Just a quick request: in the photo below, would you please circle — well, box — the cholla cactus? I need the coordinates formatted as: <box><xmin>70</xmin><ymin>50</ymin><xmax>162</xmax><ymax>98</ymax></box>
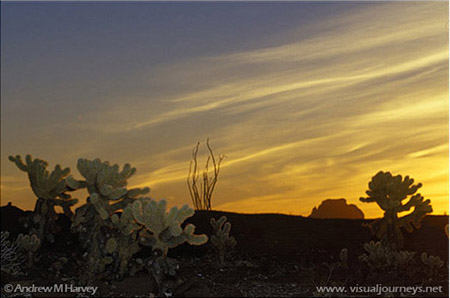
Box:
<box><xmin>69</xmin><ymin>158</ymin><xmax>149</xmax><ymax>280</ymax></box>
<box><xmin>359</xmin><ymin>241</ymin><xmax>391</xmax><ymax>271</ymax></box>
<box><xmin>16</xmin><ymin>233</ymin><xmax>40</xmax><ymax>268</ymax></box>
<box><xmin>210</xmin><ymin>216</ymin><xmax>236</xmax><ymax>265</ymax></box>
<box><xmin>127</xmin><ymin>198</ymin><xmax>207</xmax><ymax>295</ymax></box>
<box><xmin>421</xmin><ymin>252</ymin><xmax>444</xmax><ymax>277</ymax></box>
<box><xmin>360</xmin><ymin>171</ymin><xmax>432</xmax><ymax>250</ymax></box>
<box><xmin>107</xmin><ymin>207</ymin><xmax>141</xmax><ymax>279</ymax></box>
<box><xmin>359</xmin><ymin>241</ymin><xmax>415</xmax><ymax>272</ymax></box>
<box><xmin>68</xmin><ymin>158</ymin><xmax>150</xmax><ymax>219</ymax></box>
<box><xmin>9</xmin><ymin>154</ymin><xmax>79</xmax><ymax>243</ymax></box>
<box><xmin>130</xmin><ymin>198</ymin><xmax>208</xmax><ymax>257</ymax></box>
<box><xmin>1</xmin><ymin>231</ymin><xmax>24</xmax><ymax>276</ymax></box>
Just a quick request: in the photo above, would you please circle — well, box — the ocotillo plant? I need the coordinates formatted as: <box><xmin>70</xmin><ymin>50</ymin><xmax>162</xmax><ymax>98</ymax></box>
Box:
<box><xmin>187</xmin><ymin>139</ymin><xmax>224</xmax><ymax>211</ymax></box>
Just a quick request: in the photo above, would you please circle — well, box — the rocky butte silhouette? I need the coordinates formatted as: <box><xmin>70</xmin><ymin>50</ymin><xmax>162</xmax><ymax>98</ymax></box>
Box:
<box><xmin>309</xmin><ymin>198</ymin><xmax>364</xmax><ymax>219</ymax></box>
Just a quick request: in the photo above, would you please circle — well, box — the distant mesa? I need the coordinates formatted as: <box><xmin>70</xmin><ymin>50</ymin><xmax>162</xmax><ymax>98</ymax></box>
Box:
<box><xmin>309</xmin><ymin>198</ymin><xmax>364</xmax><ymax>219</ymax></box>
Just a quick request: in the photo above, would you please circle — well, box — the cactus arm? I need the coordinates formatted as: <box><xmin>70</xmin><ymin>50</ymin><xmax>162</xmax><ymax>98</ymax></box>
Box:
<box><xmin>90</xmin><ymin>193</ymin><xmax>110</xmax><ymax>220</ymax></box>
<box><xmin>8</xmin><ymin>154</ymin><xmax>31</xmax><ymax>171</ymax></box>
<box><xmin>66</xmin><ymin>175</ymin><xmax>87</xmax><ymax>190</ymax></box>
<box><xmin>397</xmin><ymin>193</ymin><xmax>424</xmax><ymax>212</ymax></box>
<box><xmin>397</xmin><ymin>199</ymin><xmax>432</xmax><ymax>231</ymax></box>
<box><xmin>127</xmin><ymin>187</ymin><xmax>150</xmax><ymax>198</ymax></box>
<box><xmin>9</xmin><ymin>154</ymin><xmax>72</xmax><ymax>201</ymax></box>
<box><xmin>54</xmin><ymin>198</ymin><xmax>78</xmax><ymax>218</ymax></box>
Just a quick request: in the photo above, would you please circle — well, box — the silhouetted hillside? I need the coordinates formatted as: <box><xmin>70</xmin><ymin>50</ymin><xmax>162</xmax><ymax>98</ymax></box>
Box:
<box><xmin>178</xmin><ymin>210</ymin><xmax>448</xmax><ymax>260</ymax></box>
<box><xmin>1</xmin><ymin>205</ymin><xmax>448</xmax><ymax>260</ymax></box>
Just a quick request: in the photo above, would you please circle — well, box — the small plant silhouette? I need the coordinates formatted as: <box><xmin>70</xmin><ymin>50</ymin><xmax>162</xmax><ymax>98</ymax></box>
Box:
<box><xmin>358</xmin><ymin>241</ymin><xmax>415</xmax><ymax>273</ymax></box>
<box><xmin>187</xmin><ymin>139</ymin><xmax>224</xmax><ymax>211</ymax></box>
<box><xmin>360</xmin><ymin>171</ymin><xmax>432</xmax><ymax>250</ymax></box>
<box><xmin>210</xmin><ymin>216</ymin><xmax>236</xmax><ymax>265</ymax></box>
<box><xmin>421</xmin><ymin>252</ymin><xmax>444</xmax><ymax>277</ymax></box>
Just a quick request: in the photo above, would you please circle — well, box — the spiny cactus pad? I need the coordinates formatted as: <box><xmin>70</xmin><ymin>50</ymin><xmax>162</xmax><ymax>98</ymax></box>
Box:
<box><xmin>130</xmin><ymin>198</ymin><xmax>208</xmax><ymax>256</ymax></box>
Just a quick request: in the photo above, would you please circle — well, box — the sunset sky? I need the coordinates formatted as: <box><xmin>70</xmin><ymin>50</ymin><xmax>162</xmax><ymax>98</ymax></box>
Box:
<box><xmin>1</xmin><ymin>2</ymin><xmax>448</xmax><ymax>218</ymax></box>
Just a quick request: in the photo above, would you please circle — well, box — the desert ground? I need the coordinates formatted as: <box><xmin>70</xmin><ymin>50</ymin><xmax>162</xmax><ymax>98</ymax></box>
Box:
<box><xmin>1</xmin><ymin>204</ymin><xmax>448</xmax><ymax>297</ymax></box>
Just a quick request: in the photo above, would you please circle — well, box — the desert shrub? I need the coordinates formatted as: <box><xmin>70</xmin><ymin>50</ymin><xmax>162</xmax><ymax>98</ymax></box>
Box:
<box><xmin>359</xmin><ymin>171</ymin><xmax>432</xmax><ymax>250</ymax></box>
<box><xmin>1</xmin><ymin>231</ymin><xmax>25</xmax><ymax>276</ymax></box>
<box><xmin>209</xmin><ymin>215</ymin><xmax>236</xmax><ymax>265</ymax></box>
<box><xmin>1</xmin><ymin>231</ymin><xmax>41</xmax><ymax>276</ymax></box>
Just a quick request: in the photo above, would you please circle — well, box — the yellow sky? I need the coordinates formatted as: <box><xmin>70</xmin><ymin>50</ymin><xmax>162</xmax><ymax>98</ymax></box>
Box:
<box><xmin>1</xmin><ymin>2</ymin><xmax>448</xmax><ymax>218</ymax></box>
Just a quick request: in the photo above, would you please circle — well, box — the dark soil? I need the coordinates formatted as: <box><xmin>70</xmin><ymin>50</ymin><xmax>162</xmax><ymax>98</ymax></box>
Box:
<box><xmin>1</xmin><ymin>205</ymin><xmax>448</xmax><ymax>297</ymax></box>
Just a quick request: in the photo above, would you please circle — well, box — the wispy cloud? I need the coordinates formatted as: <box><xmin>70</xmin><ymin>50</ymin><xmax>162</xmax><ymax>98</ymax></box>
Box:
<box><xmin>1</xmin><ymin>2</ymin><xmax>447</xmax><ymax>217</ymax></box>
